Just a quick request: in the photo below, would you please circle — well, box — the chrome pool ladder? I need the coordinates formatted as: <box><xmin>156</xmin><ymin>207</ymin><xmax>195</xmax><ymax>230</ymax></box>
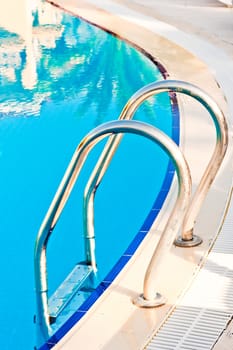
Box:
<box><xmin>34</xmin><ymin>80</ymin><xmax>228</xmax><ymax>345</ymax></box>
<box><xmin>34</xmin><ymin>119</ymin><xmax>192</xmax><ymax>344</ymax></box>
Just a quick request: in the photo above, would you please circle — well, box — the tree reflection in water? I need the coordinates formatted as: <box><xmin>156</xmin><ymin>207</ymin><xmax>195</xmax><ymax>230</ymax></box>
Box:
<box><xmin>0</xmin><ymin>2</ymin><xmax>164</xmax><ymax>122</ymax></box>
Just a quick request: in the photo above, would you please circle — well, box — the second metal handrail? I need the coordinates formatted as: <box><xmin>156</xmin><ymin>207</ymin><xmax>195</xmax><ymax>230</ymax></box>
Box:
<box><xmin>34</xmin><ymin>119</ymin><xmax>191</xmax><ymax>341</ymax></box>
<box><xmin>83</xmin><ymin>80</ymin><xmax>228</xmax><ymax>256</ymax></box>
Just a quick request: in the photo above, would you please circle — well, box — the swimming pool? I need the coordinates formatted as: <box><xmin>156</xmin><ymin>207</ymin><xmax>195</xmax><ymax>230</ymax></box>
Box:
<box><xmin>0</xmin><ymin>2</ymin><xmax>177</xmax><ymax>349</ymax></box>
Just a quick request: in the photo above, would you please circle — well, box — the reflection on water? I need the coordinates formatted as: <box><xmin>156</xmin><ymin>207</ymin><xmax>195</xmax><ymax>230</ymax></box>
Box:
<box><xmin>0</xmin><ymin>0</ymin><xmax>64</xmax><ymax>114</ymax></box>
<box><xmin>0</xmin><ymin>1</ymin><xmax>172</xmax><ymax>350</ymax></box>
<box><xmin>0</xmin><ymin>0</ymin><xmax>165</xmax><ymax>121</ymax></box>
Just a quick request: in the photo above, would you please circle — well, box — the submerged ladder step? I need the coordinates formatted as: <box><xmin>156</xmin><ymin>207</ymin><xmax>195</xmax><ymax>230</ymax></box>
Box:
<box><xmin>49</xmin><ymin>264</ymin><xmax>94</xmax><ymax>322</ymax></box>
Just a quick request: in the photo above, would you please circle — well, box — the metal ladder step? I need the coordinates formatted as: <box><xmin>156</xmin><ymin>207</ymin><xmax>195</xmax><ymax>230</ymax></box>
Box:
<box><xmin>48</xmin><ymin>263</ymin><xmax>94</xmax><ymax>323</ymax></box>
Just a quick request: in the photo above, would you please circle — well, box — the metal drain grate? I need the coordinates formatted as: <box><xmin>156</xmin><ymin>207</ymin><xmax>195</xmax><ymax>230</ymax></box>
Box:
<box><xmin>147</xmin><ymin>306</ymin><xmax>230</xmax><ymax>350</ymax></box>
<box><xmin>146</xmin><ymin>197</ymin><xmax>233</xmax><ymax>350</ymax></box>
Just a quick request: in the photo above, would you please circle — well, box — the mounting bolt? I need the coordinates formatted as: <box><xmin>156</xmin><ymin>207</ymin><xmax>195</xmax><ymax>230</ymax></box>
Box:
<box><xmin>132</xmin><ymin>292</ymin><xmax>167</xmax><ymax>308</ymax></box>
<box><xmin>174</xmin><ymin>234</ymin><xmax>203</xmax><ymax>247</ymax></box>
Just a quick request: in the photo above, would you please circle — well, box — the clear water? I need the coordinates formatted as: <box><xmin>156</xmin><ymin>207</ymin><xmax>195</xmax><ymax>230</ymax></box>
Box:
<box><xmin>0</xmin><ymin>2</ymin><xmax>173</xmax><ymax>349</ymax></box>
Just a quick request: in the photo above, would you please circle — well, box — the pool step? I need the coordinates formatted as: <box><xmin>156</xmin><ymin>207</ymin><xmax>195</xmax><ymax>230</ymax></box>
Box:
<box><xmin>48</xmin><ymin>263</ymin><xmax>94</xmax><ymax>324</ymax></box>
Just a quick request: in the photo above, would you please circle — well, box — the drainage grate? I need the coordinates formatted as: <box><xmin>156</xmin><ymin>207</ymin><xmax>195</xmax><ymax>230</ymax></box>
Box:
<box><xmin>146</xmin><ymin>196</ymin><xmax>233</xmax><ymax>350</ymax></box>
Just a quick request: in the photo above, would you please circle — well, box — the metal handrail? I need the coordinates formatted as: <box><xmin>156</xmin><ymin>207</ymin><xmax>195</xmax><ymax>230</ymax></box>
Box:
<box><xmin>84</xmin><ymin>80</ymin><xmax>228</xmax><ymax>256</ymax></box>
<box><xmin>34</xmin><ymin>119</ymin><xmax>191</xmax><ymax>339</ymax></box>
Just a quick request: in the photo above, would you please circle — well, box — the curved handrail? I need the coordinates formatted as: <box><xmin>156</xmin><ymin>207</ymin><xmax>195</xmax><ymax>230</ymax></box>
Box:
<box><xmin>84</xmin><ymin>80</ymin><xmax>228</xmax><ymax>258</ymax></box>
<box><xmin>34</xmin><ymin>119</ymin><xmax>191</xmax><ymax>339</ymax></box>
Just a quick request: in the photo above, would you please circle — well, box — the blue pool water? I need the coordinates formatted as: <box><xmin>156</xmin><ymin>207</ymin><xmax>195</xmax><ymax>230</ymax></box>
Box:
<box><xmin>0</xmin><ymin>2</ymin><xmax>176</xmax><ymax>349</ymax></box>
